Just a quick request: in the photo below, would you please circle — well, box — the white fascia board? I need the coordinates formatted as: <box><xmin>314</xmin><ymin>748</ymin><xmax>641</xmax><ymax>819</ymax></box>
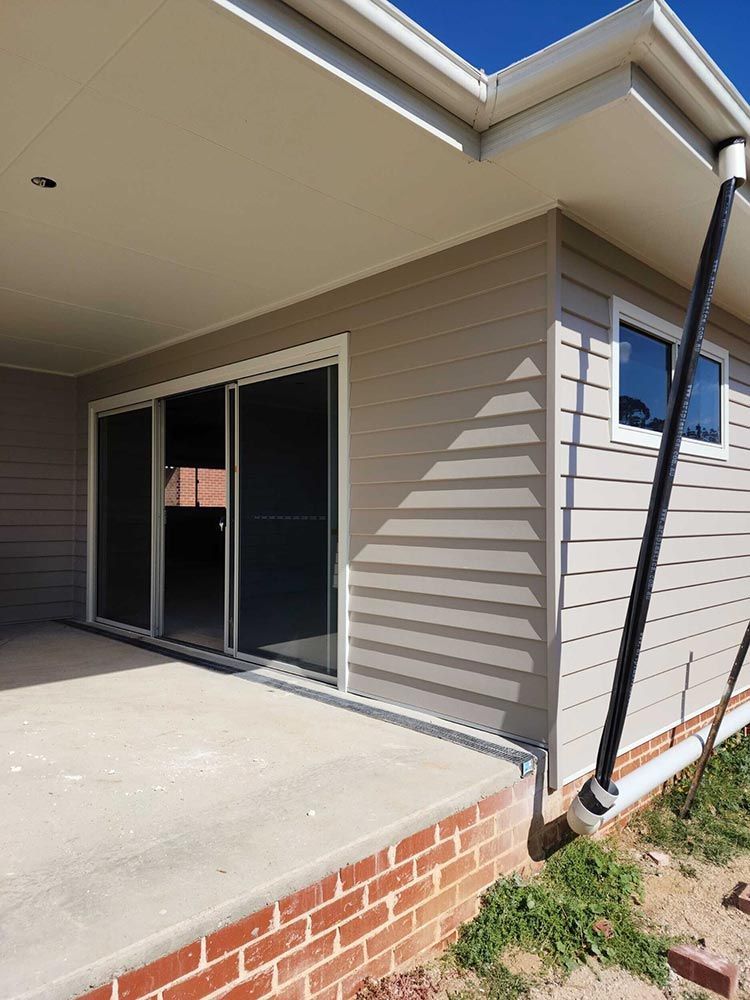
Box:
<box><xmin>210</xmin><ymin>0</ymin><xmax>479</xmax><ymax>156</ymax></box>
<box><xmin>488</xmin><ymin>1</ymin><xmax>750</xmax><ymax>164</ymax></box>
<box><xmin>481</xmin><ymin>64</ymin><xmax>635</xmax><ymax>161</ymax></box>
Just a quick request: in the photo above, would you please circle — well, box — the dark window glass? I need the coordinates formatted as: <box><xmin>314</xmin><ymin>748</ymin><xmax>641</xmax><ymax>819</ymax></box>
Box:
<box><xmin>237</xmin><ymin>365</ymin><xmax>338</xmax><ymax>677</ymax></box>
<box><xmin>97</xmin><ymin>407</ymin><xmax>152</xmax><ymax>628</ymax></box>
<box><xmin>619</xmin><ymin>324</ymin><xmax>671</xmax><ymax>432</ymax></box>
<box><xmin>685</xmin><ymin>354</ymin><xmax>721</xmax><ymax>444</ymax></box>
<box><xmin>163</xmin><ymin>387</ymin><xmax>226</xmax><ymax>651</ymax></box>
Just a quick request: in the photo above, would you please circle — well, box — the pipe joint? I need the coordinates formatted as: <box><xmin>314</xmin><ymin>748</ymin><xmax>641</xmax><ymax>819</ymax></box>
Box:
<box><xmin>718</xmin><ymin>136</ymin><xmax>747</xmax><ymax>186</ymax></box>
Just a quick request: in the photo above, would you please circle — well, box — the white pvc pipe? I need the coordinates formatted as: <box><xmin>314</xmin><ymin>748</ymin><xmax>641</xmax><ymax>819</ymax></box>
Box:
<box><xmin>604</xmin><ymin>699</ymin><xmax>750</xmax><ymax>824</ymax></box>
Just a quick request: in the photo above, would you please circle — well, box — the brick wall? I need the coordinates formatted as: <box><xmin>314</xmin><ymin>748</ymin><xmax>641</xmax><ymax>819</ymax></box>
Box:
<box><xmin>77</xmin><ymin>776</ymin><xmax>538</xmax><ymax>1000</ymax></box>
<box><xmin>164</xmin><ymin>467</ymin><xmax>226</xmax><ymax>508</ymax></box>
<box><xmin>76</xmin><ymin>690</ymin><xmax>750</xmax><ymax>1000</ymax></box>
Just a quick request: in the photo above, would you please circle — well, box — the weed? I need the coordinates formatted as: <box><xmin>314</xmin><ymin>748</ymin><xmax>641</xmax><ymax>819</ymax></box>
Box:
<box><xmin>453</xmin><ymin>838</ymin><xmax>669</xmax><ymax>986</ymax></box>
<box><xmin>637</xmin><ymin>733</ymin><xmax>750</xmax><ymax>865</ymax></box>
<box><xmin>480</xmin><ymin>962</ymin><xmax>529</xmax><ymax>999</ymax></box>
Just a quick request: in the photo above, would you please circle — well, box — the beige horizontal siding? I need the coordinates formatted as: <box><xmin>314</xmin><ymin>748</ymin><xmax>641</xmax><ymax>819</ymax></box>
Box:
<box><xmin>73</xmin><ymin>215</ymin><xmax>549</xmax><ymax>744</ymax></box>
<box><xmin>0</xmin><ymin>366</ymin><xmax>76</xmax><ymax>624</ymax></box>
<box><xmin>557</xmin><ymin>218</ymin><xmax>750</xmax><ymax>779</ymax></box>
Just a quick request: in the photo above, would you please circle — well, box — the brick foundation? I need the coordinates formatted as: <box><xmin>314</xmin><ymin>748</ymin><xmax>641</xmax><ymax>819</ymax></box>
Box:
<box><xmin>77</xmin><ymin>689</ymin><xmax>750</xmax><ymax>1000</ymax></box>
<box><xmin>77</xmin><ymin>775</ymin><xmax>538</xmax><ymax>1000</ymax></box>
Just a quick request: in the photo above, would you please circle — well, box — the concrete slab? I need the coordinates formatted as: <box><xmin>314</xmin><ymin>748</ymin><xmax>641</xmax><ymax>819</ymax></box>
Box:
<box><xmin>0</xmin><ymin>622</ymin><xmax>527</xmax><ymax>1000</ymax></box>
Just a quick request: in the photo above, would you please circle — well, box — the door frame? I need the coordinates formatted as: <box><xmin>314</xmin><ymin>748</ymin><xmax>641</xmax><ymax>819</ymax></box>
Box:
<box><xmin>86</xmin><ymin>333</ymin><xmax>350</xmax><ymax>691</ymax></box>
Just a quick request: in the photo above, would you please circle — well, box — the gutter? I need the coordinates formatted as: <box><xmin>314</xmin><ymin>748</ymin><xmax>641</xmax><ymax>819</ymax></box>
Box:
<box><xmin>283</xmin><ymin>0</ymin><xmax>489</xmax><ymax>125</ymax></box>
<box><xmin>282</xmin><ymin>0</ymin><xmax>750</xmax><ymax>165</ymax></box>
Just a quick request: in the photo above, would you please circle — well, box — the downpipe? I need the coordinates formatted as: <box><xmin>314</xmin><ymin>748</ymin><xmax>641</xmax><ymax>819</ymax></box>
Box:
<box><xmin>568</xmin><ymin>136</ymin><xmax>747</xmax><ymax>837</ymax></box>
<box><xmin>588</xmin><ymin>699</ymin><xmax>750</xmax><ymax>829</ymax></box>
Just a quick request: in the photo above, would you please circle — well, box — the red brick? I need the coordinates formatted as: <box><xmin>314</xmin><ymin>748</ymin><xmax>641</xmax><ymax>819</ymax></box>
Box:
<box><xmin>393</xmin><ymin>922</ymin><xmax>438</xmax><ymax>966</ymax></box>
<box><xmin>414</xmin><ymin>838</ymin><xmax>455</xmax><ymax>877</ymax></box>
<box><xmin>339</xmin><ymin>902</ymin><xmax>389</xmax><ymax>947</ymax></box>
<box><xmin>118</xmin><ymin>942</ymin><xmax>201</xmax><ymax>1000</ymax></box>
<box><xmin>497</xmin><ymin>844</ymin><xmax>531</xmax><ymax>875</ymax></box>
<box><xmin>341</xmin><ymin>951</ymin><xmax>392</xmax><ymax>1000</ymax></box>
<box><xmin>339</xmin><ymin>851</ymin><xmax>388</xmax><ymax>892</ymax></box>
<box><xmin>479</xmin><ymin>831</ymin><xmax>512</xmax><ymax>866</ymax></box>
<box><xmin>393</xmin><ymin>877</ymin><xmax>434</xmax><ymax>916</ymax></box>
<box><xmin>477</xmin><ymin>786</ymin><xmax>513</xmax><ymax>819</ymax></box>
<box><xmin>76</xmin><ymin>986</ymin><xmax>113</xmax><ymax>1000</ymax></box>
<box><xmin>221</xmin><ymin>968</ymin><xmax>274</xmax><ymax>1000</ymax></box>
<box><xmin>163</xmin><ymin>954</ymin><xmax>239</xmax><ymax>1000</ymax></box>
<box><xmin>205</xmin><ymin>906</ymin><xmax>275</xmax><ymax>961</ymax></box>
<box><xmin>438</xmin><ymin>805</ymin><xmax>477</xmax><ymax>840</ymax></box>
<box><xmin>277</xmin><ymin>931</ymin><xmax>336</xmax><ymax>984</ymax></box>
<box><xmin>439</xmin><ymin>852</ymin><xmax>475</xmax><ymax>889</ymax></box>
<box><xmin>279</xmin><ymin>876</ymin><xmax>337</xmax><ymax>925</ymax></box>
<box><xmin>414</xmin><ymin>886</ymin><xmax>457</xmax><ymax>927</ymax></box>
<box><xmin>312</xmin><ymin>986</ymin><xmax>340</xmax><ymax>1000</ymax></box>
<box><xmin>310</xmin><ymin>887</ymin><xmax>365</xmax><ymax>935</ymax></box>
<box><xmin>729</xmin><ymin>882</ymin><xmax>750</xmax><ymax>915</ymax></box>
<box><xmin>309</xmin><ymin>945</ymin><xmax>364</xmax><ymax>994</ymax></box>
<box><xmin>459</xmin><ymin>816</ymin><xmax>495</xmax><ymax>852</ymax></box>
<box><xmin>456</xmin><ymin>862</ymin><xmax>495</xmax><ymax>903</ymax></box>
<box><xmin>366</xmin><ymin>913</ymin><xmax>414</xmax><ymax>959</ymax></box>
<box><xmin>394</xmin><ymin>827</ymin><xmax>436</xmax><ymax>863</ymax></box>
<box><xmin>440</xmin><ymin>897</ymin><xmax>477</xmax><ymax>938</ymax></box>
<box><xmin>668</xmin><ymin>945</ymin><xmax>738</xmax><ymax>998</ymax></box>
<box><xmin>275</xmin><ymin>980</ymin><xmax>307</xmax><ymax>1000</ymax></box>
<box><xmin>368</xmin><ymin>862</ymin><xmax>413</xmax><ymax>903</ymax></box>
<box><xmin>243</xmin><ymin>919</ymin><xmax>307</xmax><ymax>971</ymax></box>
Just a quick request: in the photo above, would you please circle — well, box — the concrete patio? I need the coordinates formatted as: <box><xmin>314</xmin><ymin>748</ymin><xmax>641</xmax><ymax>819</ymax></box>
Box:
<box><xmin>0</xmin><ymin>622</ymin><xmax>532</xmax><ymax>1000</ymax></box>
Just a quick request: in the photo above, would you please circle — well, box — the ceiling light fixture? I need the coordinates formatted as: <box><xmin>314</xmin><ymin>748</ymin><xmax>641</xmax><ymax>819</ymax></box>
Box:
<box><xmin>31</xmin><ymin>176</ymin><xmax>57</xmax><ymax>188</ymax></box>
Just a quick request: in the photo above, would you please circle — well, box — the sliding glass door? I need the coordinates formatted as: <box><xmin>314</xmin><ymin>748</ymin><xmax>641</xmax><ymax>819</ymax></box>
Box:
<box><xmin>236</xmin><ymin>364</ymin><xmax>338</xmax><ymax>677</ymax></box>
<box><xmin>92</xmin><ymin>355</ymin><xmax>341</xmax><ymax>681</ymax></box>
<box><xmin>96</xmin><ymin>405</ymin><xmax>153</xmax><ymax>630</ymax></box>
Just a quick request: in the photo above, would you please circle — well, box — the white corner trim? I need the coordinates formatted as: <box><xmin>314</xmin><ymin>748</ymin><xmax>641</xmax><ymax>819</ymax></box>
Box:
<box><xmin>609</xmin><ymin>296</ymin><xmax>730</xmax><ymax>462</ymax></box>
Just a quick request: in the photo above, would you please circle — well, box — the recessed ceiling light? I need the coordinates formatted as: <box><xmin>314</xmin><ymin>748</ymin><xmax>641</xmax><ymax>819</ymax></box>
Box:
<box><xmin>31</xmin><ymin>176</ymin><xmax>57</xmax><ymax>188</ymax></box>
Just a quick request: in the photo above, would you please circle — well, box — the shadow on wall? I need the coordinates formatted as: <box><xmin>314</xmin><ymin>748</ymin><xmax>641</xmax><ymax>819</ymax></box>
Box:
<box><xmin>346</xmin><ymin>342</ymin><xmax>549</xmax><ymax>744</ymax></box>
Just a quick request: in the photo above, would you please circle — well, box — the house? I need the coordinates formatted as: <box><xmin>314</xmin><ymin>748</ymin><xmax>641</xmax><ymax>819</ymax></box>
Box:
<box><xmin>1</xmin><ymin>1</ymin><xmax>750</xmax><ymax>997</ymax></box>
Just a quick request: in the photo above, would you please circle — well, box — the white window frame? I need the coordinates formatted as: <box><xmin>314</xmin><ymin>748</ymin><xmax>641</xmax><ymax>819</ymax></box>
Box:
<box><xmin>610</xmin><ymin>297</ymin><xmax>729</xmax><ymax>461</ymax></box>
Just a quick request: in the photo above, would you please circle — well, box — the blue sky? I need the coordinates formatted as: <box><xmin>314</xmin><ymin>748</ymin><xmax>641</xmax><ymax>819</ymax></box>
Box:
<box><xmin>393</xmin><ymin>1</ymin><xmax>750</xmax><ymax>101</ymax></box>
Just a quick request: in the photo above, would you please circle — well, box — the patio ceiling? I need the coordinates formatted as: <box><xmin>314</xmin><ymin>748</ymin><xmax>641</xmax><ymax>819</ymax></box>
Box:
<box><xmin>1</xmin><ymin>0</ymin><xmax>749</xmax><ymax>375</ymax></box>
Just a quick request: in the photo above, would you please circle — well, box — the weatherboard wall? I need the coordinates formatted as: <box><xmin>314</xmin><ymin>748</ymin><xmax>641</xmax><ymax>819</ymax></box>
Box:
<box><xmin>556</xmin><ymin>216</ymin><xmax>750</xmax><ymax>782</ymax></box>
<box><xmin>0</xmin><ymin>366</ymin><xmax>76</xmax><ymax>624</ymax></box>
<box><xmin>74</xmin><ymin>215</ymin><xmax>549</xmax><ymax>745</ymax></box>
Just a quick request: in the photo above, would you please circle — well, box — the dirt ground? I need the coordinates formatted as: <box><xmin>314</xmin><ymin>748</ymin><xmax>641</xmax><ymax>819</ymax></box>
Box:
<box><xmin>398</xmin><ymin>835</ymin><xmax>750</xmax><ymax>1000</ymax></box>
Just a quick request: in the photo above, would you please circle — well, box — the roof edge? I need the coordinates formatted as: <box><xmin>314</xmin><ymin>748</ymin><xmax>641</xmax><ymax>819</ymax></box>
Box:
<box><xmin>282</xmin><ymin>0</ymin><xmax>488</xmax><ymax>125</ymax></box>
<box><xmin>282</xmin><ymin>0</ymin><xmax>750</xmax><ymax>156</ymax></box>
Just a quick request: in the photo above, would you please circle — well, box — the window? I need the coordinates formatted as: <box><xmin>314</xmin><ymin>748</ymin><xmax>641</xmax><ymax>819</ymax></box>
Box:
<box><xmin>611</xmin><ymin>299</ymin><xmax>729</xmax><ymax>460</ymax></box>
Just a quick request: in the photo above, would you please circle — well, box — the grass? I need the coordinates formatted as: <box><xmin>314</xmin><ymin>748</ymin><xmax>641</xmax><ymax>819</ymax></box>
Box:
<box><xmin>452</xmin><ymin>838</ymin><xmax>670</xmax><ymax>991</ymax></box>
<box><xmin>636</xmin><ymin>732</ymin><xmax>750</xmax><ymax>865</ymax></box>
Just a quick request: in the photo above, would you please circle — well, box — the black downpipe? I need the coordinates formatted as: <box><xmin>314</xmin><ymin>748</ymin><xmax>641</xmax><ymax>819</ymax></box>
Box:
<box><xmin>594</xmin><ymin>175</ymin><xmax>738</xmax><ymax>791</ymax></box>
<box><xmin>568</xmin><ymin>138</ymin><xmax>745</xmax><ymax>833</ymax></box>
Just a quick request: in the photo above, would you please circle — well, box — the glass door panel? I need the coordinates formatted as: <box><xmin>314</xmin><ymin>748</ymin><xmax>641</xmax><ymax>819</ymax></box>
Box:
<box><xmin>162</xmin><ymin>386</ymin><xmax>226</xmax><ymax>650</ymax></box>
<box><xmin>237</xmin><ymin>364</ymin><xmax>338</xmax><ymax>677</ymax></box>
<box><xmin>96</xmin><ymin>406</ymin><xmax>152</xmax><ymax>629</ymax></box>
